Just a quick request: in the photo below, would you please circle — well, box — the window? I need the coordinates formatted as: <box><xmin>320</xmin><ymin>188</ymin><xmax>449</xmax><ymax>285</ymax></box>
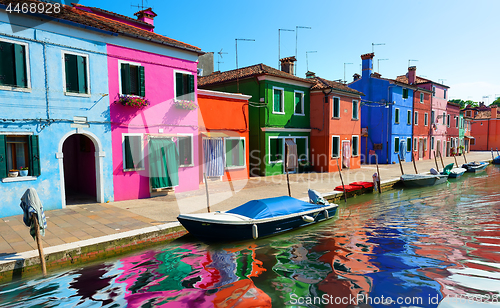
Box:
<box><xmin>420</xmin><ymin>93</ymin><xmax>424</xmax><ymax>103</ymax></box>
<box><xmin>0</xmin><ymin>135</ymin><xmax>40</xmax><ymax>178</ymax></box>
<box><xmin>395</xmin><ymin>108</ymin><xmax>400</xmax><ymax>124</ymax></box>
<box><xmin>294</xmin><ymin>91</ymin><xmax>304</xmax><ymax>115</ymax></box>
<box><xmin>402</xmin><ymin>88</ymin><xmax>408</xmax><ymax>99</ymax></box>
<box><xmin>413</xmin><ymin>137</ymin><xmax>417</xmax><ymax>151</ymax></box>
<box><xmin>407</xmin><ymin>110</ymin><xmax>411</xmax><ymax>125</ymax></box>
<box><xmin>225</xmin><ymin>138</ymin><xmax>245</xmax><ymax>168</ymax></box>
<box><xmin>272</xmin><ymin>87</ymin><xmax>284</xmax><ymax>114</ymax></box>
<box><xmin>431</xmin><ymin>137</ymin><xmax>434</xmax><ymax>150</ymax></box>
<box><xmin>63</xmin><ymin>52</ymin><xmax>89</xmax><ymax>94</ymax></box>
<box><xmin>332</xmin><ymin>97</ymin><xmax>340</xmax><ymax>118</ymax></box>
<box><xmin>443</xmin><ymin>112</ymin><xmax>446</xmax><ymax>125</ymax></box>
<box><xmin>352</xmin><ymin>100</ymin><xmax>359</xmax><ymax>119</ymax></box>
<box><xmin>424</xmin><ymin>138</ymin><xmax>427</xmax><ymax>151</ymax></box>
<box><xmin>175</xmin><ymin>71</ymin><xmax>195</xmax><ymax>101</ymax></box>
<box><xmin>0</xmin><ymin>39</ymin><xmax>29</xmax><ymax>88</ymax></box>
<box><xmin>444</xmin><ymin>89</ymin><xmax>447</xmax><ymax>99</ymax></box>
<box><xmin>123</xmin><ymin>134</ymin><xmax>144</xmax><ymax>171</ymax></box>
<box><xmin>395</xmin><ymin>137</ymin><xmax>400</xmax><ymax>153</ymax></box>
<box><xmin>121</xmin><ymin>62</ymin><xmax>145</xmax><ymax>97</ymax></box>
<box><xmin>455</xmin><ymin>116</ymin><xmax>458</xmax><ymax>128</ymax></box>
<box><xmin>296</xmin><ymin>138</ymin><xmax>308</xmax><ymax>161</ymax></box>
<box><xmin>269</xmin><ymin>137</ymin><xmax>283</xmax><ymax>163</ymax></box>
<box><xmin>332</xmin><ymin>136</ymin><xmax>340</xmax><ymax>158</ymax></box>
<box><xmin>352</xmin><ymin>136</ymin><xmax>359</xmax><ymax>156</ymax></box>
<box><xmin>177</xmin><ymin>135</ymin><xmax>193</xmax><ymax>167</ymax></box>
<box><xmin>414</xmin><ymin>111</ymin><xmax>418</xmax><ymax>125</ymax></box>
<box><xmin>424</xmin><ymin>113</ymin><xmax>428</xmax><ymax>126</ymax></box>
<box><xmin>406</xmin><ymin>137</ymin><xmax>412</xmax><ymax>152</ymax></box>
<box><xmin>431</xmin><ymin>111</ymin><xmax>435</xmax><ymax>124</ymax></box>
<box><xmin>447</xmin><ymin>114</ymin><xmax>450</xmax><ymax>127</ymax></box>
<box><xmin>433</xmin><ymin>86</ymin><xmax>436</xmax><ymax>97</ymax></box>
<box><xmin>466</xmin><ymin>110</ymin><xmax>472</xmax><ymax>117</ymax></box>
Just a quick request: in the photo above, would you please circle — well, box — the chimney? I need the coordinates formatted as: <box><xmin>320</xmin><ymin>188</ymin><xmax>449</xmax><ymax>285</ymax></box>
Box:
<box><xmin>408</xmin><ymin>66</ymin><xmax>416</xmax><ymax>84</ymax></box>
<box><xmin>305</xmin><ymin>71</ymin><xmax>316</xmax><ymax>79</ymax></box>
<box><xmin>353</xmin><ymin>73</ymin><xmax>360</xmax><ymax>81</ymax></box>
<box><xmin>279</xmin><ymin>56</ymin><xmax>296</xmax><ymax>75</ymax></box>
<box><xmin>361</xmin><ymin>53</ymin><xmax>374</xmax><ymax>79</ymax></box>
<box><xmin>134</xmin><ymin>8</ymin><xmax>157</xmax><ymax>28</ymax></box>
<box><xmin>491</xmin><ymin>105</ymin><xmax>498</xmax><ymax>119</ymax></box>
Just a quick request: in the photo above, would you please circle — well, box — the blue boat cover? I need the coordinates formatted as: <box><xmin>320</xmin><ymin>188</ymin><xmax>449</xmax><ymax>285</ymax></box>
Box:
<box><xmin>226</xmin><ymin>196</ymin><xmax>327</xmax><ymax>220</ymax></box>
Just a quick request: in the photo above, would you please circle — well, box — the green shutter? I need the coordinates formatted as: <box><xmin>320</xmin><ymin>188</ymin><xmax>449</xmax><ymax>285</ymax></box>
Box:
<box><xmin>176</xmin><ymin>73</ymin><xmax>183</xmax><ymax>99</ymax></box>
<box><xmin>29</xmin><ymin>135</ymin><xmax>40</xmax><ymax>176</ymax></box>
<box><xmin>297</xmin><ymin>138</ymin><xmax>306</xmax><ymax>160</ymax></box>
<box><xmin>188</xmin><ymin>74</ymin><xmax>195</xmax><ymax>101</ymax></box>
<box><xmin>239</xmin><ymin>139</ymin><xmax>245</xmax><ymax>166</ymax></box>
<box><xmin>294</xmin><ymin>93</ymin><xmax>301</xmax><ymax>114</ymax></box>
<box><xmin>273</xmin><ymin>89</ymin><xmax>281</xmax><ymax>112</ymax></box>
<box><xmin>225</xmin><ymin>139</ymin><xmax>233</xmax><ymax>167</ymax></box>
<box><xmin>14</xmin><ymin>44</ymin><xmax>26</xmax><ymax>88</ymax></box>
<box><xmin>76</xmin><ymin>55</ymin><xmax>86</xmax><ymax>94</ymax></box>
<box><xmin>270</xmin><ymin>138</ymin><xmax>277</xmax><ymax>162</ymax></box>
<box><xmin>395</xmin><ymin>138</ymin><xmax>400</xmax><ymax>153</ymax></box>
<box><xmin>121</xmin><ymin>63</ymin><xmax>131</xmax><ymax>95</ymax></box>
<box><xmin>124</xmin><ymin>136</ymin><xmax>134</xmax><ymax>169</ymax></box>
<box><xmin>0</xmin><ymin>42</ymin><xmax>16</xmax><ymax>87</ymax></box>
<box><xmin>138</xmin><ymin>65</ymin><xmax>145</xmax><ymax>97</ymax></box>
<box><xmin>0</xmin><ymin>135</ymin><xmax>6</xmax><ymax>179</ymax></box>
<box><xmin>65</xmin><ymin>54</ymin><xmax>78</xmax><ymax>93</ymax></box>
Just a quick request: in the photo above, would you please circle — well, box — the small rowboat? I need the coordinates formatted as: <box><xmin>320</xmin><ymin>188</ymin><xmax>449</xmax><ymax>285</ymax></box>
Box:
<box><xmin>400</xmin><ymin>173</ymin><xmax>448</xmax><ymax>187</ymax></box>
<box><xmin>462</xmin><ymin>161</ymin><xmax>489</xmax><ymax>173</ymax></box>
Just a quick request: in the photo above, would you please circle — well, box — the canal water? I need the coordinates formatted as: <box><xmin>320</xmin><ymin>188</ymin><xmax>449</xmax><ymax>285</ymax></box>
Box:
<box><xmin>1</xmin><ymin>166</ymin><xmax>499</xmax><ymax>307</ymax></box>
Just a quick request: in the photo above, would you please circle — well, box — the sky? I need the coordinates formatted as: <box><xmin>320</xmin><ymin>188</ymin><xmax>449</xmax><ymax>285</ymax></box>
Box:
<box><xmin>81</xmin><ymin>0</ymin><xmax>500</xmax><ymax>103</ymax></box>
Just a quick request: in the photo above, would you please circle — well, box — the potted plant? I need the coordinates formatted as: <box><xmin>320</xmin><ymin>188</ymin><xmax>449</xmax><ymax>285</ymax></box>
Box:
<box><xmin>116</xmin><ymin>95</ymin><xmax>150</xmax><ymax>108</ymax></box>
<box><xmin>174</xmin><ymin>100</ymin><xmax>198</xmax><ymax>110</ymax></box>
<box><xmin>19</xmin><ymin>167</ymin><xmax>29</xmax><ymax>176</ymax></box>
<box><xmin>8</xmin><ymin>169</ymin><xmax>18</xmax><ymax>177</ymax></box>
<box><xmin>459</xmin><ymin>145</ymin><xmax>465</xmax><ymax>155</ymax></box>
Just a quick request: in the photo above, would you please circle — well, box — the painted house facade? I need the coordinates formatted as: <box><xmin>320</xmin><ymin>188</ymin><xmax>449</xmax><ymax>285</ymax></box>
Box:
<box><xmin>197</xmin><ymin>89</ymin><xmax>251</xmax><ymax>182</ymax></box>
<box><xmin>309</xmin><ymin>74</ymin><xmax>364</xmax><ymax>172</ymax></box>
<box><xmin>446</xmin><ymin>102</ymin><xmax>460</xmax><ymax>156</ymax></box>
<box><xmin>68</xmin><ymin>4</ymin><xmax>204</xmax><ymax>201</ymax></box>
<box><xmin>468</xmin><ymin>104</ymin><xmax>500</xmax><ymax>151</ymax></box>
<box><xmin>349</xmin><ymin>53</ymin><xmax>415</xmax><ymax>164</ymax></box>
<box><xmin>0</xmin><ymin>5</ymin><xmax>114</xmax><ymax>217</ymax></box>
<box><xmin>199</xmin><ymin>59</ymin><xmax>314</xmax><ymax>176</ymax></box>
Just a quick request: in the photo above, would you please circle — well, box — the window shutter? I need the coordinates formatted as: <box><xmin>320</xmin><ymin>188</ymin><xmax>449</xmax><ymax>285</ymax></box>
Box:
<box><xmin>124</xmin><ymin>136</ymin><xmax>134</xmax><ymax>169</ymax></box>
<box><xmin>65</xmin><ymin>54</ymin><xmax>79</xmax><ymax>93</ymax></box>
<box><xmin>29</xmin><ymin>135</ymin><xmax>41</xmax><ymax>176</ymax></box>
<box><xmin>188</xmin><ymin>74</ymin><xmax>194</xmax><ymax>101</ymax></box>
<box><xmin>175</xmin><ymin>73</ymin><xmax>183</xmax><ymax>99</ymax></box>
<box><xmin>239</xmin><ymin>139</ymin><xmax>245</xmax><ymax>166</ymax></box>
<box><xmin>121</xmin><ymin>63</ymin><xmax>131</xmax><ymax>95</ymax></box>
<box><xmin>0</xmin><ymin>42</ymin><xmax>16</xmax><ymax>87</ymax></box>
<box><xmin>14</xmin><ymin>44</ymin><xmax>26</xmax><ymax>88</ymax></box>
<box><xmin>76</xmin><ymin>55</ymin><xmax>86</xmax><ymax>94</ymax></box>
<box><xmin>225</xmin><ymin>139</ymin><xmax>233</xmax><ymax>167</ymax></box>
<box><xmin>138</xmin><ymin>65</ymin><xmax>145</xmax><ymax>97</ymax></box>
<box><xmin>0</xmin><ymin>135</ymin><xmax>7</xmax><ymax>178</ymax></box>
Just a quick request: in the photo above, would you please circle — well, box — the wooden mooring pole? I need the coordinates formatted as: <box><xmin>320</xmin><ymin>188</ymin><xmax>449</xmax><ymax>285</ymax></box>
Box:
<box><xmin>412</xmin><ymin>152</ymin><xmax>418</xmax><ymax>174</ymax></box>
<box><xmin>434</xmin><ymin>151</ymin><xmax>440</xmax><ymax>173</ymax></box>
<box><xmin>285</xmin><ymin>145</ymin><xmax>291</xmax><ymax>197</ymax></box>
<box><xmin>336</xmin><ymin>158</ymin><xmax>347</xmax><ymax>203</ymax></box>
<box><xmin>32</xmin><ymin>213</ymin><xmax>47</xmax><ymax>276</ymax></box>
<box><xmin>439</xmin><ymin>150</ymin><xmax>445</xmax><ymax>169</ymax></box>
<box><xmin>397</xmin><ymin>154</ymin><xmax>404</xmax><ymax>175</ymax></box>
<box><xmin>463</xmin><ymin>152</ymin><xmax>468</xmax><ymax>164</ymax></box>
<box><xmin>454</xmin><ymin>155</ymin><xmax>459</xmax><ymax>168</ymax></box>
<box><xmin>203</xmin><ymin>173</ymin><xmax>211</xmax><ymax>213</ymax></box>
<box><xmin>376</xmin><ymin>155</ymin><xmax>381</xmax><ymax>193</ymax></box>
<box><xmin>491</xmin><ymin>148</ymin><xmax>495</xmax><ymax>160</ymax></box>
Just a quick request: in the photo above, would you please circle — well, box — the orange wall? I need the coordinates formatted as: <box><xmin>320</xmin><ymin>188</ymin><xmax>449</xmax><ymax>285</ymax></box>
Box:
<box><xmin>470</xmin><ymin>119</ymin><xmax>500</xmax><ymax>151</ymax></box>
<box><xmin>310</xmin><ymin>91</ymin><xmax>361</xmax><ymax>173</ymax></box>
<box><xmin>198</xmin><ymin>93</ymin><xmax>249</xmax><ymax>182</ymax></box>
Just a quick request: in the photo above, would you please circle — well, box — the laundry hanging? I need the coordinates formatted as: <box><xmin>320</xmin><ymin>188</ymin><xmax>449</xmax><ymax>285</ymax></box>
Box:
<box><xmin>149</xmin><ymin>138</ymin><xmax>179</xmax><ymax>189</ymax></box>
<box><xmin>342</xmin><ymin>141</ymin><xmax>351</xmax><ymax>169</ymax></box>
<box><xmin>203</xmin><ymin>138</ymin><xmax>225</xmax><ymax>177</ymax></box>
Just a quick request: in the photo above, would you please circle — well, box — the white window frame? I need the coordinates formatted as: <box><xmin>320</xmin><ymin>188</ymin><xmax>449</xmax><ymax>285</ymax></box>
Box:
<box><xmin>61</xmin><ymin>50</ymin><xmax>91</xmax><ymax>97</ymax></box>
<box><xmin>413</xmin><ymin>137</ymin><xmax>418</xmax><ymax>151</ymax></box>
<box><xmin>352</xmin><ymin>135</ymin><xmax>359</xmax><ymax>156</ymax></box>
<box><xmin>268</xmin><ymin>136</ymin><xmax>284</xmax><ymax>163</ymax></box>
<box><xmin>224</xmin><ymin>136</ymin><xmax>246</xmax><ymax>169</ymax></box>
<box><xmin>352</xmin><ymin>100</ymin><xmax>359</xmax><ymax>120</ymax></box>
<box><xmin>295</xmin><ymin>136</ymin><xmax>309</xmax><ymax>162</ymax></box>
<box><xmin>406</xmin><ymin>137</ymin><xmax>412</xmax><ymax>153</ymax></box>
<box><xmin>420</xmin><ymin>93</ymin><xmax>424</xmax><ymax>103</ymax></box>
<box><xmin>455</xmin><ymin>116</ymin><xmax>459</xmax><ymax>128</ymax></box>
<box><xmin>268</xmin><ymin>136</ymin><xmax>308</xmax><ymax>164</ymax></box>
<box><xmin>272</xmin><ymin>87</ymin><xmax>285</xmax><ymax>115</ymax></box>
<box><xmin>331</xmin><ymin>135</ymin><xmax>340</xmax><ymax>158</ymax></box>
<box><xmin>424</xmin><ymin>113</ymin><xmax>428</xmax><ymax>126</ymax></box>
<box><xmin>407</xmin><ymin>110</ymin><xmax>411</xmax><ymax>125</ymax></box>
<box><xmin>414</xmin><ymin>111</ymin><xmax>418</xmax><ymax>125</ymax></box>
<box><xmin>424</xmin><ymin>138</ymin><xmax>428</xmax><ymax>151</ymax></box>
<box><xmin>173</xmin><ymin>69</ymin><xmax>195</xmax><ymax>102</ymax></box>
<box><xmin>122</xmin><ymin>133</ymin><xmax>144</xmax><ymax>172</ymax></box>
<box><xmin>118</xmin><ymin>60</ymin><xmax>143</xmax><ymax>97</ymax></box>
<box><xmin>293</xmin><ymin>90</ymin><xmax>305</xmax><ymax>116</ymax></box>
<box><xmin>177</xmin><ymin>133</ymin><xmax>194</xmax><ymax>167</ymax></box>
<box><xmin>395</xmin><ymin>108</ymin><xmax>400</xmax><ymax>124</ymax></box>
<box><xmin>0</xmin><ymin>37</ymin><xmax>31</xmax><ymax>92</ymax></box>
<box><xmin>332</xmin><ymin>96</ymin><xmax>341</xmax><ymax>119</ymax></box>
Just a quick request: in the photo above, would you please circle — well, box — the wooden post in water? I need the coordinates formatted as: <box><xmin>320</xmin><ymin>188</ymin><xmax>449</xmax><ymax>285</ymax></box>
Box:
<box><xmin>412</xmin><ymin>152</ymin><xmax>418</xmax><ymax>174</ymax></box>
<box><xmin>496</xmin><ymin>148</ymin><xmax>499</xmax><ymax>156</ymax></box>
<box><xmin>32</xmin><ymin>213</ymin><xmax>47</xmax><ymax>276</ymax></box>
<box><xmin>376</xmin><ymin>155</ymin><xmax>381</xmax><ymax>193</ymax></box>
<box><xmin>433</xmin><ymin>151</ymin><xmax>440</xmax><ymax>173</ymax></box>
<box><xmin>438</xmin><ymin>150</ymin><xmax>445</xmax><ymax>169</ymax></box>
<box><xmin>397</xmin><ymin>154</ymin><xmax>404</xmax><ymax>175</ymax></box>
<box><xmin>491</xmin><ymin>148</ymin><xmax>495</xmax><ymax>160</ymax></box>
<box><xmin>203</xmin><ymin>173</ymin><xmax>211</xmax><ymax>213</ymax></box>
<box><xmin>463</xmin><ymin>152</ymin><xmax>468</xmax><ymax>164</ymax></box>
<box><xmin>454</xmin><ymin>155</ymin><xmax>459</xmax><ymax>168</ymax></box>
<box><xmin>336</xmin><ymin>158</ymin><xmax>347</xmax><ymax>203</ymax></box>
<box><xmin>285</xmin><ymin>144</ymin><xmax>291</xmax><ymax>197</ymax></box>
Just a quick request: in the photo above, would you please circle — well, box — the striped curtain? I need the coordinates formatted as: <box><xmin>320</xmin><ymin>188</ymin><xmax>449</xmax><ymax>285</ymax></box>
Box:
<box><xmin>203</xmin><ymin>138</ymin><xmax>225</xmax><ymax>177</ymax></box>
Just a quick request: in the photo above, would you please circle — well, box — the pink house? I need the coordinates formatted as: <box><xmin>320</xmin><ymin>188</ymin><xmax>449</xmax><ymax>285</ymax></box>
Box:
<box><xmin>73</xmin><ymin>5</ymin><xmax>204</xmax><ymax>201</ymax></box>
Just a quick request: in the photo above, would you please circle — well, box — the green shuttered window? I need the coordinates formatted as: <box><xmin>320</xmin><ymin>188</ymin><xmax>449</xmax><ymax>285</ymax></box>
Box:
<box><xmin>121</xmin><ymin>63</ymin><xmax>145</xmax><ymax>97</ymax></box>
<box><xmin>177</xmin><ymin>135</ymin><xmax>193</xmax><ymax>166</ymax></box>
<box><xmin>395</xmin><ymin>108</ymin><xmax>400</xmax><ymax>124</ymax></box>
<box><xmin>123</xmin><ymin>134</ymin><xmax>144</xmax><ymax>171</ymax></box>
<box><xmin>406</xmin><ymin>138</ymin><xmax>412</xmax><ymax>152</ymax></box>
<box><xmin>270</xmin><ymin>138</ymin><xmax>283</xmax><ymax>163</ymax></box>
<box><xmin>332</xmin><ymin>136</ymin><xmax>340</xmax><ymax>158</ymax></box>
<box><xmin>296</xmin><ymin>138</ymin><xmax>307</xmax><ymax>161</ymax></box>
<box><xmin>175</xmin><ymin>72</ymin><xmax>195</xmax><ymax>101</ymax></box>
<box><xmin>273</xmin><ymin>88</ymin><xmax>284</xmax><ymax>113</ymax></box>
<box><xmin>225</xmin><ymin>138</ymin><xmax>245</xmax><ymax>168</ymax></box>
<box><xmin>294</xmin><ymin>91</ymin><xmax>303</xmax><ymax>115</ymax></box>
<box><xmin>402</xmin><ymin>88</ymin><xmax>408</xmax><ymax>99</ymax></box>
<box><xmin>352</xmin><ymin>100</ymin><xmax>359</xmax><ymax>119</ymax></box>
<box><xmin>352</xmin><ymin>136</ymin><xmax>359</xmax><ymax>156</ymax></box>
<box><xmin>395</xmin><ymin>137</ymin><xmax>400</xmax><ymax>153</ymax></box>
<box><xmin>0</xmin><ymin>41</ymin><xmax>28</xmax><ymax>88</ymax></box>
<box><xmin>64</xmin><ymin>53</ymin><xmax>88</xmax><ymax>94</ymax></box>
<box><xmin>333</xmin><ymin>97</ymin><xmax>340</xmax><ymax>118</ymax></box>
<box><xmin>0</xmin><ymin>135</ymin><xmax>40</xmax><ymax>178</ymax></box>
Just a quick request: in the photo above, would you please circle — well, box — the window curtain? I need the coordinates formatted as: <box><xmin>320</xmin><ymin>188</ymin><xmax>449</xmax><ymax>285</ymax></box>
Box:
<box><xmin>149</xmin><ymin>138</ymin><xmax>179</xmax><ymax>189</ymax></box>
<box><xmin>342</xmin><ymin>141</ymin><xmax>350</xmax><ymax>169</ymax></box>
<box><xmin>203</xmin><ymin>138</ymin><xmax>224</xmax><ymax>177</ymax></box>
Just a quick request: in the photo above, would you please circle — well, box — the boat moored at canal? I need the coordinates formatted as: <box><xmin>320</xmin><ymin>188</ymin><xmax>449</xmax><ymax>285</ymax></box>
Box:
<box><xmin>462</xmin><ymin>161</ymin><xmax>489</xmax><ymax>173</ymax></box>
<box><xmin>400</xmin><ymin>173</ymin><xmax>448</xmax><ymax>187</ymax></box>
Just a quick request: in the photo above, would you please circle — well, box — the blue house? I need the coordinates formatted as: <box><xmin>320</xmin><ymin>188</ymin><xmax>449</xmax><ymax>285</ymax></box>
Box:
<box><xmin>349</xmin><ymin>53</ymin><xmax>416</xmax><ymax>164</ymax></box>
<box><xmin>0</xmin><ymin>7</ymin><xmax>114</xmax><ymax>217</ymax></box>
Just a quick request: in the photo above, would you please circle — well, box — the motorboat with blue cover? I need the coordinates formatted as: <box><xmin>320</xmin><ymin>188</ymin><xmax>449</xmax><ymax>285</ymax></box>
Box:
<box><xmin>493</xmin><ymin>156</ymin><xmax>500</xmax><ymax>165</ymax></box>
<box><xmin>462</xmin><ymin>161</ymin><xmax>489</xmax><ymax>173</ymax></box>
<box><xmin>441</xmin><ymin>163</ymin><xmax>467</xmax><ymax>178</ymax></box>
<box><xmin>177</xmin><ymin>190</ymin><xmax>338</xmax><ymax>242</ymax></box>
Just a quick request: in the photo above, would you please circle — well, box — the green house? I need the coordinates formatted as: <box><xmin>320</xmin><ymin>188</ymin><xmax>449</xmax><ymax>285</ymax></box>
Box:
<box><xmin>198</xmin><ymin>59</ymin><xmax>314</xmax><ymax>176</ymax></box>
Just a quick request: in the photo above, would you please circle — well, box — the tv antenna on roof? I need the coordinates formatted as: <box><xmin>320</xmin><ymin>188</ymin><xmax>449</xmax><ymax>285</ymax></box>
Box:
<box><xmin>131</xmin><ymin>0</ymin><xmax>149</xmax><ymax>11</ymax></box>
<box><xmin>217</xmin><ymin>48</ymin><xmax>228</xmax><ymax>71</ymax></box>
<box><xmin>438</xmin><ymin>79</ymin><xmax>446</xmax><ymax>84</ymax></box>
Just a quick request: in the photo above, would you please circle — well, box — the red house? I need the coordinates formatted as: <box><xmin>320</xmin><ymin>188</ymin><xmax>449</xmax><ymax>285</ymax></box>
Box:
<box><xmin>446</xmin><ymin>102</ymin><xmax>460</xmax><ymax>156</ymax></box>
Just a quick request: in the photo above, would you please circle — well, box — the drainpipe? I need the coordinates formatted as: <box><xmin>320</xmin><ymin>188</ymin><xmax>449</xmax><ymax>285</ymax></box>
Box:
<box><xmin>322</xmin><ymin>87</ymin><xmax>333</xmax><ymax>171</ymax></box>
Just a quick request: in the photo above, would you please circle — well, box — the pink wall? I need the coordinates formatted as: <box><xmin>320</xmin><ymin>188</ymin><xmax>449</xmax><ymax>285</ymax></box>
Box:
<box><xmin>420</xmin><ymin>83</ymin><xmax>448</xmax><ymax>155</ymax></box>
<box><xmin>108</xmin><ymin>44</ymin><xmax>199</xmax><ymax>201</ymax></box>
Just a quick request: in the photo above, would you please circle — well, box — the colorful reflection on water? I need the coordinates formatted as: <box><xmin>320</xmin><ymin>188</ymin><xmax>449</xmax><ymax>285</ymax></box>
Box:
<box><xmin>1</xmin><ymin>166</ymin><xmax>499</xmax><ymax>307</ymax></box>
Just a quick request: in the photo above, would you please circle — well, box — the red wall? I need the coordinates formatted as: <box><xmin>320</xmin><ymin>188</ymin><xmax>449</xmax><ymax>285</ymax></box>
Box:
<box><xmin>198</xmin><ymin>93</ymin><xmax>249</xmax><ymax>181</ymax></box>
<box><xmin>310</xmin><ymin>91</ymin><xmax>361</xmax><ymax>173</ymax></box>
<box><xmin>470</xmin><ymin>119</ymin><xmax>500</xmax><ymax>151</ymax></box>
<box><xmin>413</xmin><ymin>90</ymin><xmax>432</xmax><ymax>160</ymax></box>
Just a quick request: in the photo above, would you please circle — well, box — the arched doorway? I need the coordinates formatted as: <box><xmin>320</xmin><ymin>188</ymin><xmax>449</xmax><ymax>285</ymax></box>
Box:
<box><xmin>62</xmin><ymin>134</ymin><xmax>97</xmax><ymax>205</ymax></box>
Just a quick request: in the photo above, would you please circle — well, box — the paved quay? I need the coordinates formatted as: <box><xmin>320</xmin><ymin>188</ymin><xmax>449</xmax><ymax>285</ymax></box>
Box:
<box><xmin>0</xmin><ymin>151</ymin><xmax>492</xmax><ymax>282</ymax></box>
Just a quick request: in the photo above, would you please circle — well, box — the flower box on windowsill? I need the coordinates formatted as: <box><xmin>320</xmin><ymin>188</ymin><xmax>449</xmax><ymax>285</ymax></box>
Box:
<box><xmin>8</xmin><ymin>170</ymin><xmax>18</xmax><ymax>177</ymax></box>
<box><xmin>116</xmin><ymin>95</ymin><xmax>150</xmax><ymax>109</ymax></box>
<box><xmin>174</xmin><ymin>100</ymin><xmax>198</xmax><ymax>110</ymax></box>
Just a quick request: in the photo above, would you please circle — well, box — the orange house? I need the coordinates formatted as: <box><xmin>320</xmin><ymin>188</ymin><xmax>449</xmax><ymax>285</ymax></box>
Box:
<box><xmin>198</xmin><ymin>89</ymin><xmax>251</xmax><ymax>182</ymax></box>
<box><xmin>470</xmin><ymin>105</ymin><xmax>500</xmax><ymax>151</ymax></box>
<box><xmin>309</xmin><ymin>74</ymin><xmax>364</xmax><ymax>172</ymax></box>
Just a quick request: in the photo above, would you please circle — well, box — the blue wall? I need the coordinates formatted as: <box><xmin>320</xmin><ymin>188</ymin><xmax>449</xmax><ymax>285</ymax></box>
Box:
<box><xmin>0</xmin><ymin>14</ymin><xmax>114</xmax><ymax>218</ymax></box>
